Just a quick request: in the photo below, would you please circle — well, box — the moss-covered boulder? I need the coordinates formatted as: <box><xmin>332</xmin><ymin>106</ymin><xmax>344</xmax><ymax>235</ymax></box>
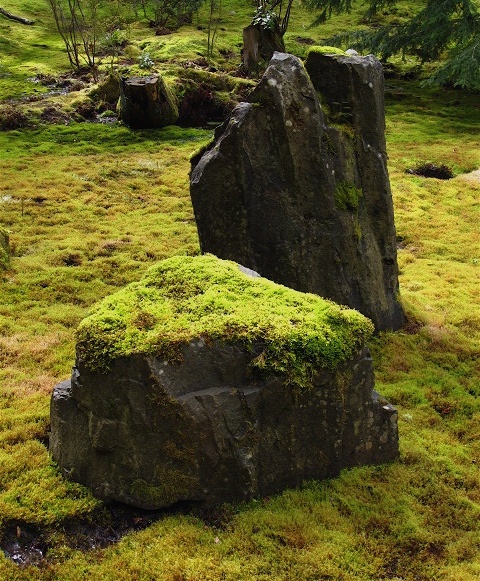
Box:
<box><xmin>88</xmin><ymin>72</ymin><xmax>121</xmax><ymax>107</ymax></box>
<box><xmin>50</xmin><ymin>255</ymin><xmax>398</xmax><ymax>509</ymax></box>
<box><xmin>0</xmin><ymin>226</ymin><xmax>10</xmax><ymax>271</ymax></box>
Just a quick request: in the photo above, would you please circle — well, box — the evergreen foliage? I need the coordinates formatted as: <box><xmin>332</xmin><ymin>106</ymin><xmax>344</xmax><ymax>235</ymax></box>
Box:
<box><xmin>134</xmin><ymin>0</ymin><xmax>205</xmax><ymax>28</ymax></box>
<box><xmin>305</xmin><ymin>0</ymin><xmax>480</xmax><ymax>88</ymax></box>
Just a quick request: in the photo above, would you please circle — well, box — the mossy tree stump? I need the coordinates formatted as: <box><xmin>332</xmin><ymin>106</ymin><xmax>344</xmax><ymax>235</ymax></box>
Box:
<box><xmin>242</xmin><ymin>24</ymin><xmax>285</xmax><ymax>75</ymax></box>
<box><xmin>118</xmin><ymin>75</ymin><xmax>178</xmax><ymax>129</ymax></box>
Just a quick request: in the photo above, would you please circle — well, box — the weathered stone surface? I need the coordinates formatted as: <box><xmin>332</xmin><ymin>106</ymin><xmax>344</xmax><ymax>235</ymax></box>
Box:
<box><xmin>50</xmin><ymin>255</ymin><xmax>398</xmax><ymax>510</ymax></box>
<box><xmin>0</xmin><ymin>226</ymin><xmax>10</xmax><ymax>271</ymax></box>
<box><xmin>51</xmin><ymin>345</ymin><xmax>397</xmax><ymax>510</ymax></box>
<box><xmin>190</xmin><ymin>52</ymin><xmax>405</xmax><ymax>331</ymax></box>
<box><xmin>118</xmin><ymin>75</ymin><xmax>178</xmax><ymax>129</ymax></box>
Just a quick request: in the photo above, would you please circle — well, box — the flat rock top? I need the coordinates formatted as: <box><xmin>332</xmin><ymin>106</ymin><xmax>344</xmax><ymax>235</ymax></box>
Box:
<box><xmin>75</xmin><ymin>255</ymin><xmax>373</xmax><ymax>385</ymax></box>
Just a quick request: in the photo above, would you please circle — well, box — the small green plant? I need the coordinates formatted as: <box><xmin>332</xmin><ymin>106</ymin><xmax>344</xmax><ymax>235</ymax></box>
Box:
<box><xmin>252</xmin><ymin>0</ymin><xmax>294</xmax><ymax>35</ymax></box>
<box><xmin>138</xmin><ymin>51</ymin><xmax>154</xmax><ymax>69</ymax></box>
<box><xmin>47</xmin><ymin>0</ymin><xmax>101</xmax><ymax>72</ymax></box>
<box><xmin>252</xmin><ymin>7</ymin><xmax>278</xmax><ymax>31</ymax></box>
<box><xmin>206</xmin><ymin>0</ymin><xmax>223</xmax><ymax>58</ymax></box>
<box><xmin>100</xmin><ymin>29</ymin><xmax>128</xmax><ymax>71</ymax></box>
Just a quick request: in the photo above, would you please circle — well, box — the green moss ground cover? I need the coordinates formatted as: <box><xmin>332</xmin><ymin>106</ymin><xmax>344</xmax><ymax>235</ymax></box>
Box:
<box><xmin>0</xmin><ymin>0</ymin><xmax>479</xmax><ymax>579</ymax></box>
<box><xmin>0</xmin><ymin>0</ymin><xmax>68</xmax><ymax>100</ymax></box>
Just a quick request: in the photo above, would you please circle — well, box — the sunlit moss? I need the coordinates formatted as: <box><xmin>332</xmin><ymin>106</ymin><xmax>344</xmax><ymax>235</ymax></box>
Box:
<box><xmin>334</xmin><ymin>182</ymin><xmax>363</xmax><ymax>212</ymax></box>
<box><xmin>0</xmin><ymin>226</ymin><xmax>9</xmax><ymax>271</ymax></box>
<box><xmin>76</xmin><ymin>254</ymin><xmax>373</xmax><ymax>388</ymax></box>
<box><xmin>306</xmin><ymin>45</ymin><xmax>346</xmax><ymax>56</ymax></box>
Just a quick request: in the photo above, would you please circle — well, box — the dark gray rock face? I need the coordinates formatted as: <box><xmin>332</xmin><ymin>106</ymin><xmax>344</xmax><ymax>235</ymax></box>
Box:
<box><xmin>190</xmin><ymin>52</ymin><xmax>404</xmax><ymax>331</ymax></box>
<box><xmin>118</xmin><ymin>75</ymin><xmax>178</xmax><ymax>129</ymax></box>
<box><xmin>50</xmin><ymin>344</ymin><xmax>397</xmax><ymax>509</ymax></box>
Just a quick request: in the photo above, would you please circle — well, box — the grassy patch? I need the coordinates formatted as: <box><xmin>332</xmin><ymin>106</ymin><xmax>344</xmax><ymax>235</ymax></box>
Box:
<box><xmin>0</xmin><ymin>124</ymin><xmax>209</xmax><ymax>566</ymax></box>
<box><xmin>0</xmin><ymin>0</ymin><xmax>69</xmax><ymax>99</ymax></box>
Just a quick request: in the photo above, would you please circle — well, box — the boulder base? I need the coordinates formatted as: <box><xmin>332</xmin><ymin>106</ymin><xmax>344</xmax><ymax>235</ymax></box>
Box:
<box><xmin>51</xmin><ymin>345</ymin><xmax>397</xmax><ymax>509</ymax></box>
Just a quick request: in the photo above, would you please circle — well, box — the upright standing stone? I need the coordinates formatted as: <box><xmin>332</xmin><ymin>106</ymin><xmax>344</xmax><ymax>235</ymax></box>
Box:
<box><xmin>190</xmin><ymin>52</ymin><xmax>404</xmax><ymax>331</ymax></box>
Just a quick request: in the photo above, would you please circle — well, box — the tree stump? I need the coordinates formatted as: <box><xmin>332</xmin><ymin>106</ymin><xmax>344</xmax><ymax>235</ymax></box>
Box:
<box><xmin>118</xmin><ymin>75</ymin><xmax>178</xmax><ymax>129</ymax></box>
<box><xmin>242</xmin><ymin>24</ymin><xmax>285</xmax><ymax>75</ymax></box>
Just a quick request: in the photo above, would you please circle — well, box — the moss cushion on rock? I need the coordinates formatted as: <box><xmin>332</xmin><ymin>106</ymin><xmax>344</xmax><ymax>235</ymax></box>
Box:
<box><xmin>76</xmin><ymin>254</ymin><xmax>374</xmax><ymax>388</ymax></box>
<box><xmin>306</xmin><ymin>45</ymin><xmax>347</xmax><ymax>57</ymax></box>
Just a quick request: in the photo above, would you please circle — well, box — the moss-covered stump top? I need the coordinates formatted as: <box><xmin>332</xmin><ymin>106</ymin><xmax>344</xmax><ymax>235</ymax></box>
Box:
<box><xmin>76</xmin><ymin>255</ymin><xmax>373</xmax><ymax>387</ymax></box>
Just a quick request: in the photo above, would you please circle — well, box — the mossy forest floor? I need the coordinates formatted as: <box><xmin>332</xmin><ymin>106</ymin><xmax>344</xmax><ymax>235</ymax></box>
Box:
<box><xmin>0</xmin><ymin>0</ymin><xmax>479</xmax><ymax>579</ymax></box>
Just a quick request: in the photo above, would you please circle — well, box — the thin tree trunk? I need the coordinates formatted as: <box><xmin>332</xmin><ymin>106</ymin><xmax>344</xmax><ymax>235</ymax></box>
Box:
<box><xmin>0</xmin><ymin>6</ymin><xmax>35</xmax><ymax>25</ymax></box>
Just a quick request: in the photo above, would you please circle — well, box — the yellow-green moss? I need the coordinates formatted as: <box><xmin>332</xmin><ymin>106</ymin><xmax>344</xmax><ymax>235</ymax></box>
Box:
<box><xmin>334</xmin><ymin>183</ymin><xmax>363</xmax><ymax>240</ymax></box>
<box><xmin>334</xmin><ymin>182</ymin><xmax>363</xmax><ymax>212</ymax></box>
<box><xmin>75</xmin><ymin>255</ymin><xmax>373</xmax><ymax>388</ymax></box>
<box><xmin>131</xmin><ymin>467</ymin><xmax>198</xmax><ymax>507</ymax></box>
<box><xmin>306</xmin><ymin>45</ymin><xmax>347</xmax><ymax>57</ymax></box>
<box><xmin>88</xmin><ymin>72</ymin><xmax>121</xmax><ymax>104</ymax></box>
